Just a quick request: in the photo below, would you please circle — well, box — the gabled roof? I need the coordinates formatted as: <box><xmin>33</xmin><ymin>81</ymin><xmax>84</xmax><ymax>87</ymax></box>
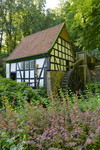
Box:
<box><xmin>7</xmin><ymin>23</ymin><xmax>64</xmax><ymax>61</ymax></box>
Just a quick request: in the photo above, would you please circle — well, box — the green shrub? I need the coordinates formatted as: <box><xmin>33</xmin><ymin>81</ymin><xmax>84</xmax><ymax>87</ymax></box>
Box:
<box><xmin>0</xmin><ymin>97</ymin><xmax>100</xmax><ymax>150</ymax></box>
<box><xmin>0</xmin><ymin>77</ymin><xmax>49</xmax><ymax>107</ymax></box>
<box><xmin>0</xmin><ymin>62</ymin><xmax>6</xmax><ymax>77</ymax></box>
<box><xmin>86</xmin><ymin>82</ymin><xmax>100</xmax><ymax>93</ymax></box>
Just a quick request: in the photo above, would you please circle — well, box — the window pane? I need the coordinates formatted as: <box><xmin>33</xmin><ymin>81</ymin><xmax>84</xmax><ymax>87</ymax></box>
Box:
<box><xmin>20</xmin><ymin>62</ymin><xmax>23</xmax><ymax>70</ymax></box>
<box><xmin>11</xmin><ymin>63</ymin><xmax>16</xmax><ymax>72</ymax></box>
<box><xmin>30</xmin><ymin>60</ymin><xmax>34</xmax><ymax>69</ymax></box>
<box><xmin>25</xmin><ymin>61</ymin><xmax>29</xmax><ymax>69</ymax></box>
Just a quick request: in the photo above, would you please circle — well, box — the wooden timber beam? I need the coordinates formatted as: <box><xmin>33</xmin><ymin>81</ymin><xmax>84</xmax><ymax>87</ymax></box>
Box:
<box><xmin>72</xmin><ymin>59</ymin><xmax>83</xmax><ymax>68</ymax></box>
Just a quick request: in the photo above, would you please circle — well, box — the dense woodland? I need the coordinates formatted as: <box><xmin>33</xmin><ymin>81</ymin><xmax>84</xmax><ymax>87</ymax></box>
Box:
<box><xmin>0</xmin><ymin>0</ymin><xmax>100</xmax><ymax>149</ymax></box>
<box><xmin>0</xmin><ymin>0</ymin><xmax>100</xmax><ymax>59</ymax></box>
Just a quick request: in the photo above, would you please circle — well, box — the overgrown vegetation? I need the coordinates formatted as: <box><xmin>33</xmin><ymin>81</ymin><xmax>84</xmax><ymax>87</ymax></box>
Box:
<box><xmin>0</xmin><ymin>78</ymin><xmax>100</xmax><ymax>149</ymax></box>
<box><xmin>87</xmin><ymin>82</ymin><xmax>100</xmax><ymax>93</ymax></box>
<box><xmin>0</xmin><ymin>77</ymin><xmax>49</xmax><ymax>108</ymax></box>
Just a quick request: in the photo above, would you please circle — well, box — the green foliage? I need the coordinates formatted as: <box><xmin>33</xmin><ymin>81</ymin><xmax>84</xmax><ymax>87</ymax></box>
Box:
<box><xmin>0</xmin><ymin>93</ymin><xmax>100</xmax><ymax>149</ymax></box>
<box><xmin>0</xmin><ymin>63</ymin><xmax>6</xmax><ymax>78</ymax></box>
<box><xmin>36</xmin><ymin>87</ymin><xmax>47</xmax><ymax>97</ymax></box>
<box><xmin>58</xmin><ymin>88</ymin><xmax>100</xmax><ymax>112</ymax></box>
<box><xmin>1</xmin><ymin>0</ymin><xmax>61</xmax><ymax>55</ymax></box>
<box><xmin>0</xmin><ymin>77</ymin><xmax>49</xmax><ymax>107</ymax></box>
<box><xmin>0</xmin><ymin>55</ymin><xmax>6</xmax><ymax>77</ymax></box>
<box><xmin>58</xmin><ymin>0</ymin><xmax>100</xmax><ymax>58</ymax></box>
<box><xmin>86</xmin><ymin>82</ymin><xmax>100</xmax><ymax>93</ymax></box>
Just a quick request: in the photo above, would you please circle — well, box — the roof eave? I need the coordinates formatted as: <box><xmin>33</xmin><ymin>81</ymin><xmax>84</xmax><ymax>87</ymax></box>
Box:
<box><xmin>6</xmin><ymin>52</ymin><xmax>49</xmax><ymax>63</ymax></box>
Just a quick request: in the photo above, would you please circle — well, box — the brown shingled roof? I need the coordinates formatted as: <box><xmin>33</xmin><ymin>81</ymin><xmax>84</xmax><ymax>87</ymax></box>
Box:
<box><xmin>7</xmin><ymin>23</ymin><xmax>64</xmax><ymax>61</ymax></box>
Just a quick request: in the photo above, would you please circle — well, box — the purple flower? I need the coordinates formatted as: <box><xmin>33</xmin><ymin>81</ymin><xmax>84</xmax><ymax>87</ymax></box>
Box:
<box><xmin>78</xmin><ymin>146</ymin><xmax>83</xmax><ymax>150</ymax></box>
<box><xmin>84</xmin><ymin>138</ymin><xmax>93</xmax><ymax>145</ymax></box>
<box><xmin>49</xmin><ymin>148</ymin><xmax>61</xmax><ymax>150</ymax></box>
<box><xmin>96</xmin><ymin>126</ymin><xmax>100</xmax><ymax>133</ymax></box>
<box><xmin>68</xmin><ymin>142</ymin><xmax>77</xmax><ymax>147</ymax></box>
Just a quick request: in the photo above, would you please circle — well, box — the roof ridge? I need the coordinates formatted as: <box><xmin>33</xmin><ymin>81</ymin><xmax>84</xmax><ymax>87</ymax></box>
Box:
<box><xmin>6</xmin><ymin>23</ymin><xmax>65</xmax><ymax>61</ymax></box>
<box><xmin>24</xmin><ymin>23</ymin><xmax>64</xmax><ymax>39</ymax></box>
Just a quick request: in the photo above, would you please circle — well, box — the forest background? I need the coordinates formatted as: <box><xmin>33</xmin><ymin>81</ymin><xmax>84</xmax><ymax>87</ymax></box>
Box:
<box><xmin>0</xmin><ymin>0</ymin><xmax>100</xmax><ymax>60</ymax></box>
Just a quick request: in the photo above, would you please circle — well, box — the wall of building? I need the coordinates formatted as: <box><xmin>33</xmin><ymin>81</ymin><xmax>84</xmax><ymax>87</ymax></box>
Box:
<box><xmin>6</xmin><ymin>57</ymin><xmax>48</xmax><ymax>88</ymax></box>
<box><xmin>46</xmin><ymin>71</ymin><xmax>65</xmax><ymax>95</ymax></box>
<box><xmin>50</xmin><ymin>33</ymin><xmax>74</xmax><ymax>72</ymax></box>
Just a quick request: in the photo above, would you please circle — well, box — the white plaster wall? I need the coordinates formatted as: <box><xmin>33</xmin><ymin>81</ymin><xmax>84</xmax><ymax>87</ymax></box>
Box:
<box><xmin>25</xmin><ymin>71</ymin><xmax>29</xmax><ymax>78</ymax></box>
<box><xmin>6</xmin><ymin>63</ymin><xmax>10</xmax><ymax>78</ymax></box>
<box><xmin>36</xmin><ymin>58</ymin><xmax>45</xmax><ymax>68</ymax></box>
<box><xmin>17</xmin><ymin>71</ymin><xmax>23</xmax><ymax>78</ymax></box>
<box><xmin>17</xmin><ymin>71</ymin><xmax>20</xmax><ymax>78</ymax></box>
<box><xmin>38</xmin><ymin>69</ymin><xmax>44</xmax><ymax>78</ymax></box>
<box><xmin>11</xmin><ymin>63</ymin><xmax>16</xmax><ymax>72</ymax></box>
<box><xmin>30</xmin><ymin>83</ymin><xmax>34</xmax><ymax>87</ymax></box>
<box><xmin>30</xmin><ymin>70</ymin><xmax>34</xmax><ymax>78</ymax></box>
<box><xmin>25</xmin><ymin>79</ymin><xmax>29</xmax><ymax>83</ymax></box>
<box><xmin>39</xmin><ymin>79</ymin><xmax>44</xmax><ymax>87</ymax></box>
<box><xmin>17</xmin><ymin>79</ymin><xmax>21</xmax><ymax>82</ymax></box>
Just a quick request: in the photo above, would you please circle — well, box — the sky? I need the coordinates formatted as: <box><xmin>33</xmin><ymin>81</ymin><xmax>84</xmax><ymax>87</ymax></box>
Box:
<box><xmin>46</xmin><ymin>0</ymin><xmax>59</xmax><ymax>9</ymax></box>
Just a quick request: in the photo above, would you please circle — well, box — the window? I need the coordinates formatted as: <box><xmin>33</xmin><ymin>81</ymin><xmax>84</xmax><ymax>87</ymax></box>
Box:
<box><xmin>20</xmin><ymin>62</ymin><xmax>23</xmax><ymax>70</ymax></box>
<box><xmin>25</xmin><ymin>61</ymin><xmax>29</xmax><ymax>69</ymax></box>
<box><xmin>30</xmin><ymin>60</ymin><xmax>34</xmax><ymax>69</ymax></box>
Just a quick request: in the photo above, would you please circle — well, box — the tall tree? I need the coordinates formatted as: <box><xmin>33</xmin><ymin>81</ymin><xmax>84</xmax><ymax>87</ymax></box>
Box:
<box><xmin>58</xmin><ymin>0</ymin><xmax>100</xmax><ymax>58</ymax></box>
<box><xmin>0</xmin><ymin>0</ymin><xmax>61</xmax><ymax>56</ymax></box>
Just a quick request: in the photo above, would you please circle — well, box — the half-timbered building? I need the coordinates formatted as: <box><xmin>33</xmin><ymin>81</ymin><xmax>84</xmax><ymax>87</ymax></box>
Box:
<box><xmin>6</xmin><ymin>23</ymin><xmax>75</xmax><ymax>93</ymax></box>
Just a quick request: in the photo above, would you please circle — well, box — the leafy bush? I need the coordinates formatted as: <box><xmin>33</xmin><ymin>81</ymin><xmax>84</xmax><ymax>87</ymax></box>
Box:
<box><xmin>0</xmin><ymin>61</ymin><xmax>6</xmax><ymax>77</ymax></box>
<box><xmin>0</xmin><ymin>78</ymin><xmax>100</xmax><ymax>149</ymax></box>
<box><xmin>58</xmin><ymin>88</ymin><xmax>100</xmax><ymax>112</ymax></box>
<box><xmin>36</xmin><ymin>87</ymin><xmax>48</xmax><ymax>98</ymax></box>
<box><xmin>0</xmin><ymin>95</ymin><xmax>100</xmax><ymax>150</ymax></box>
<box><xmin>0</xmin><ymin>77</ymin><xmax>49</xmax><ymax>107</ymax></box>
<box><xmin>86</xmin><ymin>82</ymin><xmax>100</xmax><ymax>93</ymax></box>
